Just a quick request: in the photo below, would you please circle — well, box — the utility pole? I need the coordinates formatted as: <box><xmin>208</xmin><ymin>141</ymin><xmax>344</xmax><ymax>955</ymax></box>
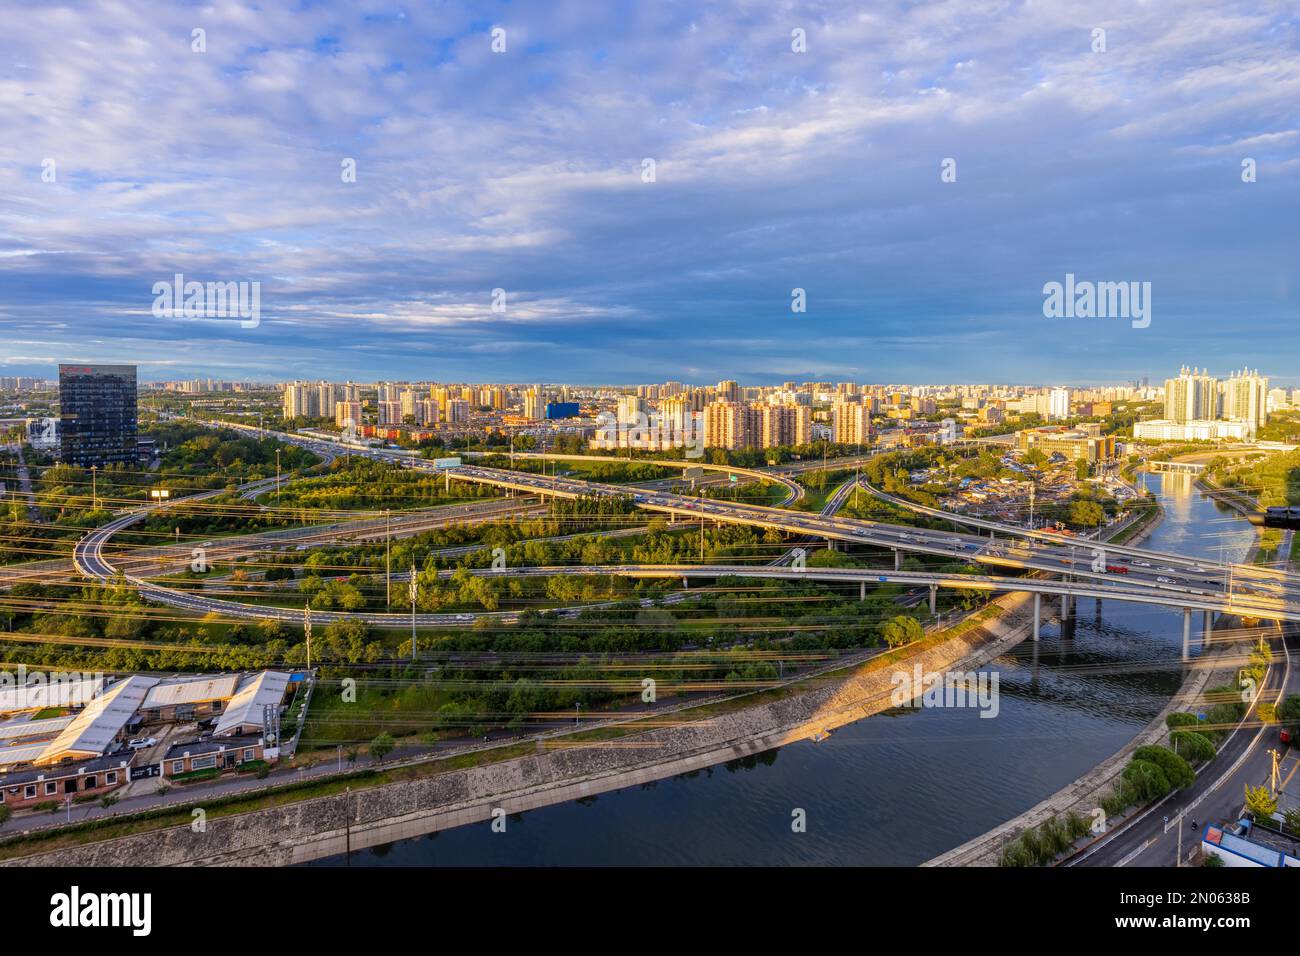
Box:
<box><xmin>385</xmin><ymin>508</ymin><xmax>392</xmax><ymax>607</ymax></box>
<box><xmin>1269</xmin><ymin>747</ymin><xmax>1282</xmax><ymax>796</ymax></box>
<box><xmin>304</xmin><ymin>602</ymin><xmax>312</xmax><ymax>671</ymax></box>
<box><xmin>275</xmin><ymin>448</ymin><xmax>281</xmax><ymax>504</ymax></box>
<box><xmin>409</xmin><ymin>562</ymin><xmax>418</xmax><ymax>660</ymax></box>
<box><xmin>90</xmin><ymin>465</ymin><xmax>97</xmax><ymax>511</ymax></box>
<box><xmin>1028</xmin><ymin>483</ymin><xmax>1035</xmax><ymax>530</ymax></box>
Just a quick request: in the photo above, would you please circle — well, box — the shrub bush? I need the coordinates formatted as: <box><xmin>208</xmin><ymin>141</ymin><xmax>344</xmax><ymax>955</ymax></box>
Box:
<box><xmin>1133</xmin><ymin>745</ymin><xmax>1194</xmax><ymax>789</ymax></box>
<box><xmin>1170</xmin><ymin>730</ymin><xmax>1216</xmax><ymax>763</ymax></box>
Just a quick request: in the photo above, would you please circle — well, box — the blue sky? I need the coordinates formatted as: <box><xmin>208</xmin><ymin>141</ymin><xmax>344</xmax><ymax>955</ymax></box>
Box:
<box><xmin>1</xmin><ymin>0</ymin><xmax>1297</xmax><ymax>385</ymax></box>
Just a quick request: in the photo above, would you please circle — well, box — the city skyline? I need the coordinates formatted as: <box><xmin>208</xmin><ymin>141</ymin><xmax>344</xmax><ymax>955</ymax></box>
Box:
<box><xmin>2</xmin><ymin>1</ymin><xmax>1298</xmax><ymax>383</ymax></box>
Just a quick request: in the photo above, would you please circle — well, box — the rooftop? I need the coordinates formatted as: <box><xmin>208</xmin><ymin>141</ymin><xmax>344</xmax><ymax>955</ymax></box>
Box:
<box><xmin>213</xmin><ymin>672</ymin><xmax>291</xmax><ymax>737</ymax></box>
<box><xmin>35</xmin><ymin>675</ymin><xmax>159</xmax><ymax>765</ymax></box>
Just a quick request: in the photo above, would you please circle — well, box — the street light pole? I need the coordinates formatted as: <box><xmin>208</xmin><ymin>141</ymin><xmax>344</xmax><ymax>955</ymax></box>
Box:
<box><xmin>409</xmin><ymin>563</ymin><xmax>418</xmax><ymax>660</ymax></box>
<box><xmin>90</xmin><ymin>465</ymin><xmax>97</xmax><ymax>511</ymax></box>
<box><xmin>385</xmin><ymin>509</ymin><xmax>392</xmax><ymax>607</ymax></box>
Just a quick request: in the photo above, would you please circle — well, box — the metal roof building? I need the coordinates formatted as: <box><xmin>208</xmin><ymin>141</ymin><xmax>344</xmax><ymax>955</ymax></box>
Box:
<box><xmin>0</xmin><ymin>675</ymin><xmax>105</xmax><ymax>714</ymax></box>
<box><xmin>213</xmin><ymin>671</ymin><xmax>290</xmax><ymax>737</ymax></box>
<box><xmin>0</xmin><ymin>715</ymin><xmax>74</xmax><ymax>742</ymax></box>
<box><xmin>34</xmin><ymin>676</ymin><xmax>159</xmax><ymax>766</ymax></box>
<box><xmin>142</xmin><ymin>675</ymin><xmax>240</xmax><ymax>710</ymax></box>
<box><xmin>0</xmin><ymin>743</ymin><xmax>53</xmax><ymax>770</ymax></box>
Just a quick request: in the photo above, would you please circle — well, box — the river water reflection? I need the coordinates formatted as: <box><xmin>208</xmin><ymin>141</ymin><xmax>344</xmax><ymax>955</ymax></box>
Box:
<box><xmin>311</xmin><ymin>472</ymin><xmax>1255</xmax><ymax>866</ymax></box>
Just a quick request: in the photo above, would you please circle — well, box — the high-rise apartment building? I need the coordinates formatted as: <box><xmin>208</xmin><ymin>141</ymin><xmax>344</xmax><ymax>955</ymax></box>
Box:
<box><xmin>758</xmin><ymin>405</ymin><xmax>812</xmax><ymax>449</ymax></box>
<box><xmin>282</xmin><ymin>381</ymin><xmax>315</xmax><ymax>419</ymax></box>
<box><xmin>58</xmin><ymin>364</ymin><xmax>138</xmax><ymax>467</ymax></box>
<box><xmin>1164</xmin><ymin>367</ymin><xmax>1217</xmax><ymax>422</ymax></box>
<box><xmin>704</xmin><ymin>400</ymin><xmax>749</xmax><ymax>450</ymax></box>
<box><xmin>335</xmin><ymin>400</ymin><xmax>363</xmax><ymax>431</ymax></box>
<box><xmin>416</xmin><ymin>399</ymin><xmax>441</xmax><ymax>426</ymax></box>
<box><xmin>831</xmin><ymin>400</ymin><xmax>870</xmax><ymax>445</ymax></box>
<box><xmin>523</xmin><ymin>387</ymin><xmax>546</xmax><ymax>420</ymax></box>
<box><xmin>616</xmin><ymin>394</ymin><xmax>644</xmax><ymax>424</ymax></box>
<box><xmin>1222</xmin><ymin>368</ymin><xmax>1269</xmax><ymax>435</ymax></box>
<box><xmin>316</xmin><ymin>382</ymin><xmax>336</xmax><ymax>420</ymax></box>
<box><xmin>1048</xmin><ymin>387</ymin><xmax>1070</xmax><ymax>421</ymax></box>
<box><xmin>445</xmin><ymin>399</ymin><xmax>470</xmax><ymax>424</ymax></box>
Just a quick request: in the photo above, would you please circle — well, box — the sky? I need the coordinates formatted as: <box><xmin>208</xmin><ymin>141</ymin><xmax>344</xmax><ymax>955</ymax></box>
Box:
<box><xmin>0</xmin><ymin>0</ymin><xmax>1298</xmax><ymax>386</ymax></box>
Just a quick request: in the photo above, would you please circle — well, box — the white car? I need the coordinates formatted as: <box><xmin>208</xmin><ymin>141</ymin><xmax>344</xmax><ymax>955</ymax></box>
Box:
<box><xmin>1133</xmin><ymin>560</ymin><xmax>1151</xmax><ymax>567</ymax></box>
<box><xmin>127</xmin><ymin>737</ymin><xmax>157</xmax><ymax>751</ymax></box>
<box><xmin>1156</xmin><ymin>576</ymin><xmax>1174</xmax><ymax>584</ymax></box>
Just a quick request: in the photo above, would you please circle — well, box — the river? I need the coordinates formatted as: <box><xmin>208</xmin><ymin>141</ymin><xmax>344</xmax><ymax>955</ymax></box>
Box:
<box><xmin>310</xmin><ymin>471</ymin><xmax>1256</xmax><ymax>866</ymax></box>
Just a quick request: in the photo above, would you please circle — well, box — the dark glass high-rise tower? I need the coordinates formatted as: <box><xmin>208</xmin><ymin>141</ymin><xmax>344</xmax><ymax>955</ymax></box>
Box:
<box><xmin>58</xmin><ymin>364</ymin><xmax>138</xmax><ymax>467</ymax></box>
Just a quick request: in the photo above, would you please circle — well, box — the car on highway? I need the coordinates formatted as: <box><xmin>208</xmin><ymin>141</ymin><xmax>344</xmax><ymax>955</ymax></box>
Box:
<box><xmin>1133</xmin><ymin>560</ymin><xmax>1151</xmax><ymax>567</ymax></box>
<box><xmin>1105</xmin><ymin>565</ymin><xmax>1130</xmax><ymax>574</ymax></box>
<box><xmin>1156</xmin><ymin>576</ymin><xmax>1174</xmax><ymax>584</ymax></box>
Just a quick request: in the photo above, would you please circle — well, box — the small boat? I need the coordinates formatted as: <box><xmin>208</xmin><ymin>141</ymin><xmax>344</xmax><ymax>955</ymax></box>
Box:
<box><xmin>812</xmin><ymin>728</ymin><xmax>832</xmax><ymax>743</ymax></box>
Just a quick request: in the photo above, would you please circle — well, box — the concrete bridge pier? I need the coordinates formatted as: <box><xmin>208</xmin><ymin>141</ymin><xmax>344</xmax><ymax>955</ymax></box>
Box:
<box><xmin>682</xmin><ymin>576</ymin><xmax>688</xmax><ymax>589</ymax></box>
<box><xmin>928</xmin><ymin>583</ymin><xmax>938</xmax><ymax>615</ymax></box>
<box><xmin>860</xmin><ymin>581</ymin><xmax>866</xmax><ymax>601</ymax></box>
<box><xmin>1032</xmin><ymin>592</ymin><xmax>1041</xmax><ymax>641</ymax></box>
<box><xmin>1182</xmin><ymin>608</ymin><xmax>1192</xmax><ymax>662</ymax></box>
<box><xmin>1203</xmin><ymin>610</ymin><xmax>1213</xmax><ymax>649</ymax></box>
<box><xmin>1060</xmin><ymin>593</ymin><xmax>1070</xmax><ymax>620</ymax></box>
<box><xmin>827</xmin><ymin>538</ymin><xmax>837</xmax><ymax>551</ymax></box>
<box><xmin>894</xmin><ymin>549</ymin><xmax>902</xmax><ymax>570</ymax></box>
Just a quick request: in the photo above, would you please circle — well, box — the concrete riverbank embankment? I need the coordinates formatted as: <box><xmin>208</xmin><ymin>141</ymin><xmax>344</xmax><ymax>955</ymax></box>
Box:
<box><xmin>2</xmin><ymin>587</ymin><xmax>1056</xmax><ymax>866</ymax></box>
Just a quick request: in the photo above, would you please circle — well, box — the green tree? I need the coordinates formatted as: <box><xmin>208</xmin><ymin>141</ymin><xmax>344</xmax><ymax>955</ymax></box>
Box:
<box><xmin>882</xmin><ymin>615</ymin><xmax>923</xmax><ymax>648</ymax></box>
<box><xmin>1068</xmin><ymin>499</ymin><xmax>1106</xmax><ymax>527</ymax></box>
<box><xmin>369</xmin><ymin>732</ymin><xmax>395</xmax><ymax>763</ymax></box>
<box><xmin>1244</xmin><ymin>784</ymin><xmax>1277</xmax><ymax>820</ymax></box>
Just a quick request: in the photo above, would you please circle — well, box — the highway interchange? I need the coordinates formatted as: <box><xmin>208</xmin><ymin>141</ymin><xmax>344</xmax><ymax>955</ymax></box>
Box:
<box><xmin>62</xmin><ymin>421</ymin><xmax>1300</xmax><ymax>629</ymax></box>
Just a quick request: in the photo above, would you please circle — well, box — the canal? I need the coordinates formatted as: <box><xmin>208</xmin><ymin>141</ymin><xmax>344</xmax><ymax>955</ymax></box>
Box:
<box><xmin>311</xmin><ymin>471</ymin><xmax>1257</xmax><ymax>866</ymax></box>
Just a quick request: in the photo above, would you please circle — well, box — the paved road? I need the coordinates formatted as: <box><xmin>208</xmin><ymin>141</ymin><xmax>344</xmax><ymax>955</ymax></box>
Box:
<box><xmin>1072</xmin><ymin>619</ymin><xmax>1295</xmax><ymax>866</ymax></box>
<box><xmin>79</xmin><ymin>425</ymin><xmax>1300</xmax><ymax>627</ymax></box>
<box><xmin>1072</xmin><ymin>529</ymin><xmax>1299</xmax><ymax>867</ymax></box>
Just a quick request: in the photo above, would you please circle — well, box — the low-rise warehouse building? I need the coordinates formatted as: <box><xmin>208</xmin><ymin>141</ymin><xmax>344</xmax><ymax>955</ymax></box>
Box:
<box><xmin>214</xmin><ymin>671</ymin><xmax>291</xmax><ymax>738</ymax></box>
<box><xmin>0</xmin><ymin>754</ymin><xmax>135</xmax><ymax>810</ymax></box>
<box><xmin>139</xmin><ymin>674</ymin><xmax>241</xmax><ymax>723</ymax></box>
<box><xmin>34</xmin><ymin>675</ymin><xmax>158</xmax><ymax>767</ymax></box>
<box><xmin>163</xmin><ymin>736</ymin><xmax>267</xmax><ymax>779</ymax></box>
